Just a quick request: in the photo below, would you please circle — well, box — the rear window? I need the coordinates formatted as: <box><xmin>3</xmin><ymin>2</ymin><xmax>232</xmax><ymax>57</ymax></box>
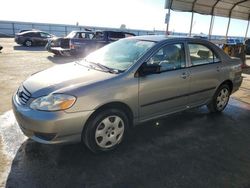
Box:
<box><xmin>125</xmin><ymin>33</ymin><xmax>135</xmax><ymax>38</ymax></box>
<box><xmin>108</xmin><ymin>32</ymin><xmax>125</xmax><ymax>40</ymax></box>
<box><xmin>24</xmin><ymin>32</ymin><xmax>40</xmax><ymax>37</ymax></box>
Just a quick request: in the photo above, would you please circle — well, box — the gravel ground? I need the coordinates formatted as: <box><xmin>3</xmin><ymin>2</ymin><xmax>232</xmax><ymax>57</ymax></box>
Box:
<box><xmin>0</xmin><ymin>38</ymin><xmax>250</xmax><ymax>188</ymax></box>
<box><xmin>0</xmin><ymin>38</ymin><xmax>79</xmax><ymax>114</ymax></box>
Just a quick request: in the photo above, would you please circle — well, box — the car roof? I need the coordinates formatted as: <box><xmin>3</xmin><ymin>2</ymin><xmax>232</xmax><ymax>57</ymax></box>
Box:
<box><xmin>131</xmin><ymin>35</ymin><xmax>205</xmax><ymax>42</ymax></box>
<box><xmin>70</xmin><ymin>31</ymin><xmax>94</xmax><ymax>33</ymax></box>
<box><xmin>19</xmin><ymin>30</ymin><xmax>44</xmax><ymax>35</ymax></box>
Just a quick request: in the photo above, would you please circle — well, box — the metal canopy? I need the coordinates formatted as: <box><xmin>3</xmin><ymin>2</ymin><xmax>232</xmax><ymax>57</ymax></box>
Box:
<box><xmin>165</xmin><ymin>0</ymin><xmax>250</xmax><ymax>39</ymax></box>
<box><xmin>167</xmin><ymin>0</ymin><xmax>250</xmax><ymax>21</ymax></box>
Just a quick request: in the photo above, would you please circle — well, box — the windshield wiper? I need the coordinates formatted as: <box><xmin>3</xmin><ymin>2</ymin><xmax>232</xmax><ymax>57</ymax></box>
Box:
<box><xmin>84</xmin><ymin>59</ymin><xmax>121</xmax><ymax>74</ymax></box>
<box><xmin>94</xmin><ymin>63</ymin><xmax>120</xmax><ymax>74</ymax></box>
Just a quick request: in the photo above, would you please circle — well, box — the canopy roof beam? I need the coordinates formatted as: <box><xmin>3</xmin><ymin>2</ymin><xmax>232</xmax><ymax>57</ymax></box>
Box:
<box><xmin>208</xmin><ymin>0</ymin><xmax>221</xmax><ymax>40</ymax></box>
<box><xmin>225</xmin><ymin>0</ymin><xmax>248</xmax><ymax>38</ymax></box>
<box><xmin>189</xmin><ymin>0</ymin><xmax>198</xmax><ymax>36</ymax></box>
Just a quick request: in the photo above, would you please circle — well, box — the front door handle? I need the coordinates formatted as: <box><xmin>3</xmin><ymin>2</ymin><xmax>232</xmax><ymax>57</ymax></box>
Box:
<box><xmin>216</xmin><ymin>66</ymin><xmax>220</xmax><ymax>72</ymax></box>
<box><xmin>181</xmin><ymin>72</ymin><xmax>189</xmax><ymax>79</ymax></box>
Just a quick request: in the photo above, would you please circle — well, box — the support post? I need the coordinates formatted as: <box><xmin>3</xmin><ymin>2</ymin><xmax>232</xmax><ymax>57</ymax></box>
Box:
<box><xmin>245</xmin><ymin>18</ymin><xmax>250</xmax><ymax>40</ymax></box>
<box><xmin>208</xmin><ymin>0</ymin><xmax>221</xmax><ymax>40</ymax></box>
<box><xmin>166</xmin><ymin>7</ymin><xmax>171</xmax><ymax>35</ymax></box>
<box><xmin>208</xmin><ymin>15</ymin><xmax>214</xmax><ymax>40</ymax></box>
<box><xmin>226</xmin><ymin>17</ymin><xmax>231</xmax><ymax>39</ymax></box>
<box><xmin>12</xmin><ymin>23</ymin><xmax>15</xmax><ymax>36</ymax></box>
<box><xmin>65</xmin><ymin>26</ymin><xmax>67</xmax><ymax>36</ymax></box>
<box><xmin>189</xmin><ymin>12</ymin><xmax>194</xmax><ymax>36</ymax></box>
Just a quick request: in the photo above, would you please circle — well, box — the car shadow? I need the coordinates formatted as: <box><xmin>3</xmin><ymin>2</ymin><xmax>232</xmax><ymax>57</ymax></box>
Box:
<box><xmin>6</xmin><ymin>100</ymin><xmax>250</xmax><ymax>188</ymax></box>
<box><xmin>47</xmin><ymin>55</ymin><xmax>81</xmax><ymax>64</ymax></box>
<box><xmin>13</xmin><ymin>45</ymin><xmax>46</xmax><ymax>51</ymax></box>
<box><xmin>243</xmin><ymin>67</ymin><xmax>250</xmax><ymax>74</ymax></box>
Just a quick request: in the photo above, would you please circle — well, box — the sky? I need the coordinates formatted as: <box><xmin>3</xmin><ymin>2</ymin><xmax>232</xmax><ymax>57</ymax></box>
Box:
<box><xmin>0</xmin><ymin>0</ymin><xmax>249</xmax><ymax>37</ymax></box>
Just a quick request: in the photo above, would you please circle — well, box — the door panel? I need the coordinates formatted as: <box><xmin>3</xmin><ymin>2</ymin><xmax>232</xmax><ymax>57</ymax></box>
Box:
<box><xmin>187</xmin><ymin>43</ymin><xmax>222</xmax><ymax>107</ymax></box>
<box><xmin>139</xmin><ymin>69</ymin><xmax>190</xmax><ymax>121</ymax></box>
<box><xmin>188</xmin><ymin>64</ymin><xmax>221</xmax><ymax>106</ymax></box>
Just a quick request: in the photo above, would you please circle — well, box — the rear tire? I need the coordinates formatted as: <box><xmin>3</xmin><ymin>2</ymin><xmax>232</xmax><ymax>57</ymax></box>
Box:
<box><xmin>24</xmin><ymin>40</ymin><xmax>32</xmax><ymax>47</ymax></box>
<box><xmin>207</xmin><ymin>84</ymin><xmax>231</xmax><ymax>113</ymax></box>
<box><xmin>82</xmin><ymin>108</ymin><xmax>129</xmax><ymax>153</ymax></box>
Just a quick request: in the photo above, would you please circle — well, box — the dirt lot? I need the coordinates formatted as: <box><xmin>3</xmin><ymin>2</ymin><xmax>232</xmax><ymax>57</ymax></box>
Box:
<box><xmin>0</xmin><ymin>38</ymin><xmax>79</xmax><ymax>114</ymax></box>
<box><xmin>0</xmin><ymin>38</ymin><xmax>250</xmax><ymax>188</ymax></box>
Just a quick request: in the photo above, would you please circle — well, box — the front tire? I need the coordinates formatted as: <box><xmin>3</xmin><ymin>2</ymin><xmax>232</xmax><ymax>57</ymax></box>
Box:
<box><xmin>207</xmin><ymin>84</ymin><xmax>231</xmax><ymax>113</ymax></box>
<box><xmin>83</xmin><ymin>108</ymin><xmax>129</xmax><ymax>153</ymax></box>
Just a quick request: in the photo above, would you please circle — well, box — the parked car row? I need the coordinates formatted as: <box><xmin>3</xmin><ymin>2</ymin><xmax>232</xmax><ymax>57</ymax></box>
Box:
<box><xmin>14</xmin><ymin>29</ymin><xmax>135</xmax><ymax>57</ymax></box>
<box><xmin>46</xmin><ymin>30</ymin><xmax>135</xmax><ymax>56</ymax></box>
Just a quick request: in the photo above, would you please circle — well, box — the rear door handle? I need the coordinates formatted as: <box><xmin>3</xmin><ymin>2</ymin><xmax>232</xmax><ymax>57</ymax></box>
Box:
<box><xmin>181</xmin><ymin>72</ymin><xmax>189</xmax><ymax>79</ymax></box>
<box><xmin>216</xmin><ymin>66</ymin><xmax>220</xmax><ymax>72</ymax></box>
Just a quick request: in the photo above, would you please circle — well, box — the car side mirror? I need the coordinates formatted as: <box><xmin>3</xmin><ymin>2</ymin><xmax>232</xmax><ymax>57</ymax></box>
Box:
<box><xmin>138</xmin><ymin>63</ymin><xmax>161</xmax><ymax>77</ymax></box>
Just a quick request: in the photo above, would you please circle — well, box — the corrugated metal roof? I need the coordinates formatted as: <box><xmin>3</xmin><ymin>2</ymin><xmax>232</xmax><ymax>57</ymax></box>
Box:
<box><xmin>166</xmin><ymin>0</ymin><xmax>250</xmax><ymax>20</ymax></box>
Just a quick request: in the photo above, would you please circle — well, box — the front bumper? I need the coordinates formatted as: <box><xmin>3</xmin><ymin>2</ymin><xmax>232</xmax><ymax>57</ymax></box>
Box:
<box><xmin>12</xmin><ymin>94</ymin><xmax>94</xmax><ymax>144</ymax></box>
<box><xmin>47</xmin><ymin>47</ymin><xmax>74</xmax><ymax>55</ymax></box>
<box><xmin>232</xmin><ymin>76</ymin><xmax>243</xmax><ymax>93</ymax></box>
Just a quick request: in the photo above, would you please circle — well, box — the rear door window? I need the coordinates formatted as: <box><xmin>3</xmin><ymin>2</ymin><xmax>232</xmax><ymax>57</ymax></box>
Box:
<box><xmin>188</xmin><ymin>43</ymin><xmax>220</xmax><ymax>66</ymax></box>
<box><xmin>40</xmin><ymin>32</ymin><xmax>51</xmax><ymax>38</ymax></box>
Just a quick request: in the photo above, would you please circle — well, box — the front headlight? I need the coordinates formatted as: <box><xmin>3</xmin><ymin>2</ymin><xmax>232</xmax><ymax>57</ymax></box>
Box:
<box><xmin>30</xmin><ymin>94</ymin><xmax>76</xmax><ymax>111</ymax></box>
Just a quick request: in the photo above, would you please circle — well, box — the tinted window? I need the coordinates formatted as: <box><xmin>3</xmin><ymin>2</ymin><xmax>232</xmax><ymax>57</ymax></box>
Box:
<box><xmin>75</xmin><ymin>32</ymin><xmax>94</xmax><ymax>39</ymax></box>
<box><xmin>40</xmin><ymin>32</ymin><xmax>51</xmax><ymax>38</ymax></box>
<box><xmin>148</xmin><ymin>43</ymin><xmax>185</xmax><ymax>72</ymax></box>
<box><xmin>94</xmin><ymin>32</ymin><xmax>104</xmax><ymax>39</ymax></box>
<box><xmin>125</xmin><ymin>33</ymin><xmax>135</xmax><ymax>38</ymax></box>
<box><xmin>108</xmin><ymin>32</ymin><xmax>125</xmax><ymax>40</ymax></box>
<box><xmin>188</xmin><ymin>43</ymin><xmax>220</xmax><ymax>66</ymax></box>
<box><xmin>24</xmin><ymin>32</ymin><xmax>40</xmax><ymax>37</ymax></box>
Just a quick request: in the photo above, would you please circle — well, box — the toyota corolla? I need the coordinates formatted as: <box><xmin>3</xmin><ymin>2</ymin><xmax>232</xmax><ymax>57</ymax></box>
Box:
<box><xmin>12</xmin><ymin>36</ymin><xmax>243</xmax><ymax>152</ymax></box>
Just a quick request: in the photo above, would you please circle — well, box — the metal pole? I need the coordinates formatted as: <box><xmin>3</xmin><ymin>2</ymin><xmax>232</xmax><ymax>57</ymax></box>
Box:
<box><xmin>12</xmin><ymin>23</ymin><xmax>15</xmax><ymax>36</ymax></box>
<box><xmin>189</xmin><ymin>12</ymin><xmax>194</xmax><ymax>36</ymax></box>
<box><xmin>65</xmin><ymin>26</ymin><xmax>67</xmax><ymax>36</ymax></box>
<box><xmin>166</xmin><ymin>7</ymin><xmax>171</xmax><ymax>35</ymax></box>
<box><xmin>226</xmin><ymin>17</ymin><xmax>231</xmax><ymax>39</ymax></box>
<box><xmin>208</xmin><ymin>15</ymin><xmax>214</xmax><ymax>40</ymax></box>
<box><xmin>245</xmin><ymin>19</ymin><xmax>250</xmax><ymax>40</ymax></box>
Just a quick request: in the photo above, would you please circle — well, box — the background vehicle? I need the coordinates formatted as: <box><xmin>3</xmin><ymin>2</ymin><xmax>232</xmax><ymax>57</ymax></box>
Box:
<box><xmin>18</xmin><ymin>29</ymin><xmax>40</xmax><ymax>33</ymax></box>
<box><xmin>226</xmin><ymin>38</ymin><xmax>242</xmax><ymax>45</ymax></box>
<box><xmin>46</xmin><ymin>30</ymin><xmax>135</xmax><ymax>56</ymax></box>
<box><xmin>0</xmin><ymin>44</ymin><xmax>2</xmax><ymax>51</ymax></box>
<box><xmin>245</xmin><ymin>39</ymin><xmax>250</xmax><ymax>55</ymax></box>
<box><xmin>13</xmin><ymin>36</ymin><xmax>242</xmax><ymax>153</ymax></box>
<box><xmin>15</xmin><ymin>31</ymin><xmax>55</xmax><ymax>47</ymax></box>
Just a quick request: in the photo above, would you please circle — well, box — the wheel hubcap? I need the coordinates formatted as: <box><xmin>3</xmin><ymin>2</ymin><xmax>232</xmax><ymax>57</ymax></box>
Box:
<box><xmin>95</xmin><ymin>115</ymin><xmax>124</xmax><ymax>149</ymax></box>
<box><xmin>216</xmin><ymin>88</ymin><xmax>229</xmax><ymax>110</ymax></box>
<box><xmin>26</xmin><ymin>41</ymin><xmax>31</xmax><ymax>46</ymax></box>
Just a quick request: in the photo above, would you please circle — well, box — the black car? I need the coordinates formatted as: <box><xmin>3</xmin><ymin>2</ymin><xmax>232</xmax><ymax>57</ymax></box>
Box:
<box><xmin>0</xmin><ymin>45</ymin><xmax>2</xmax><ymax>51</ymax></box>
<box><xmin>15</xmin><ymin>31</ymin><xmax>54</xmax><ymax>47</ymax></box>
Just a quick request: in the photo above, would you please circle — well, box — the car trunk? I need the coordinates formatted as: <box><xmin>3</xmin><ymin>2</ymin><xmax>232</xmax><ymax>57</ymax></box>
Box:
<box><xmin>50</xmin><ymin>38</ymin><xmax>70</xmax><ymax>49</ymax></box>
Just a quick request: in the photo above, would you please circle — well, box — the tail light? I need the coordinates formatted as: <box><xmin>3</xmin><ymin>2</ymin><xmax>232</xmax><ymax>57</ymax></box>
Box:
<box><xmin>69</xmin><ymin>40</ymin><xmax>75</xmax><ymax>49</ymax></box>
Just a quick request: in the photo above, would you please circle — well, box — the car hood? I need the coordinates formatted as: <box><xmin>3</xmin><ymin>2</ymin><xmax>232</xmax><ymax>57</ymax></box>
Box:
<box><xmin>23</xmin><ymin>62</ymin><xmax>116</xmax><ymax>97</ymax></box>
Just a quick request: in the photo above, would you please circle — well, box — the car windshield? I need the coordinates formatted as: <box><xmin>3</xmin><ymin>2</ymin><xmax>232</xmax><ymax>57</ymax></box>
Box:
<box><xmin>66</xmin><ymin>31</ymin><xmax>76</xmax><ymax>38</ymax></box>
<box><xmin>82</xmin><ymin>39</ymin><xmax>155</xmax><ymax>72</ymax></box>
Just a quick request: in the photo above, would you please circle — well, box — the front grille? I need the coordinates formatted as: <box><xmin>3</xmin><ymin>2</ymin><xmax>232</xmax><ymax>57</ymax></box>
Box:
<box><xmin>60</xmin><ymin>38</ymin><xmax>70</xmax><ymax>48</ymax></box>
<box><xmin>50</xmin><ymin>39</ymin><xmax>60</xmax><ymax>47</ymax></box>
<box><xmin>17</xmin><ymin>85</ymin><xmax>31</xmax><ymax>105</ymax></box>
